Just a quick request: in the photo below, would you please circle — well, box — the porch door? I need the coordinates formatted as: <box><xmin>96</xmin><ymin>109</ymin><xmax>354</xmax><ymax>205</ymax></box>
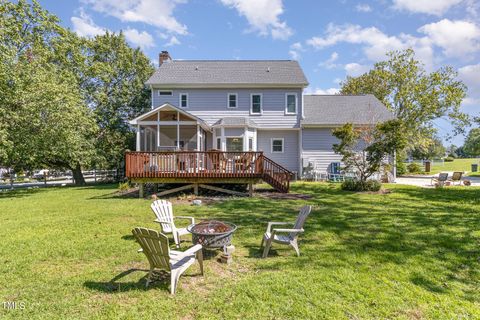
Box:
<box><xmin>226</xmin><ymin>137</ymin><xmax>244</xmax><ymax>152</ymax></box>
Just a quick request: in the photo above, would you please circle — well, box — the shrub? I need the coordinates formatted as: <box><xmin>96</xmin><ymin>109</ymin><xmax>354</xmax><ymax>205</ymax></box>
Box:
<box><xmin>118</xmin><ymin>181</ymin><xmax>130</xmax><ymax>192</ymax></box>
<box><xmin>407</xmin><ymin>162</ymin><xmax>422</xmax><ymax>173</ymax></box>
<box><xmin>444</xmin><ymin>156</ymin><xmax>455</xmax><ymax>162</ymax></box>
<box><xmin>341</xmin><ymin>179</ymin><xmax>382</xmax><ymax>192</ymax></box>
<box><xmin>396</xmin><ymin>161</ymin><xmax>406</xmax><ymax>176</ymax></box>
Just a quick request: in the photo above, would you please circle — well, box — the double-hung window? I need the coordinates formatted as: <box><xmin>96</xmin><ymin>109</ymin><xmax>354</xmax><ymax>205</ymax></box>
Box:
<box><xmin>228</xmin><ymin>93</ymin><xmax>237</xmax><ymax>108</ymax></box>
<box><xmin>271</xmin><ymin>138</ymin><xmax>284</xmax><ymax>153</ymax></box>
<box><xmin>285</xmin><ymin>93</ymin><xmax>297</xmax><ymax>114</ymax></box>
<box><xmin>179</xmin><ymin>93</ymin><xmax>188</xmax><ymax>108</ymax></box>
<box><xmin>251</xmin><ymin>94</ymin><xmax>262</xmax><ymax>114</ymax></box>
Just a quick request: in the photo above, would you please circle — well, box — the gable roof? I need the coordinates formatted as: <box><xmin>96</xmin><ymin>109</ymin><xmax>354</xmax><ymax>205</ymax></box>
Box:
<box><xmin>146</xmin><ymin>60</ymin><xmax>309</xmax><ymax>87</ymax></box>
<box><xmin>129</xmin><ymin>103</ymin><xmax>211</xmax><ymax>131</ymax></box>
<box><xmin>212</xmin><ymin>117</ymin><xmax>259</xmax><ymax>128</ymax></box>
<box><xmin>302</xmin><ymin>94</ymin><xmax>394</xmax><ymax>126</ymax></box>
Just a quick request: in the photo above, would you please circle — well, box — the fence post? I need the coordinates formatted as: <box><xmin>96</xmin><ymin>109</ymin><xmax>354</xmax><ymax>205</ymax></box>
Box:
<box><xmin>94</xmin><ymin>169</ymin><xmax>97</xmax><ymax>183</ymax></box>
<box><xmin>44</xmin><ymin>172</ymin><xmax>47</xmax><ymax>186</ymax></box>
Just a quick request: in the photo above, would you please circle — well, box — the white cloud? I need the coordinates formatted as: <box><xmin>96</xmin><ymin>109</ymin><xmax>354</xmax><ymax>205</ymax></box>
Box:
<box><xmin>418</xmin><ymin>19</ymin><xmax>480</xmax><ymax>58</ymax></box>
<box><xmin>220</xmin><ymin>0</ymin><xmax>292</xmax><ymax>40</ymax></box>
<box><xmin>165</xmin><ymin>36</ymin><xmax>181</xmax><ymax>47</ymax></box>
<box><xmin>305</xmin><ymin>87</ymin><xmax>340</xmax><ymax>95</ymax></box>
<box><xmin>124</xmin><ymin>28</ymin><xmax>154</xmax><ymax>49</ymax></box>
<box><xmin>71</xmin><ymin>9</ymin><xmax>107</xmax><ymax>37</ymax></box>
<box><xmin>288</xmin><ymin>42</ymin><xmax>304</xmax><ymax>60</ymax></box>
<box><xmin>459</xmin><ymin>64</ymin><xmax>480</xmax><ymax>96</ymax></box>
<box><xmin>355</xmin><ymin>3</ymin><xmax>372</xmax><ymax>12</ymax></box>
<box><xmin>344</xmin><ymin>63</ymin><xmax>370</xmax><ymax>76</ymax></box>
<box><xmin>82</xmin><ymin>0</ymin><xmax>188</xmax><ymax>35</ymax></box>
<box><xmin>393</xmin><ymin>0</ymin><xmax>463</xmax><ymax>16</ymax></box>
<box><xmin>289</xmin><ymin>50</ymin><xmax>300</xmax><ymax>60</ymax></box>
<box><xmin>320</xmin><ymin>52</ymin><xmax>339</xmax><ymax>69</ymax></box>
<box><xmin>306</xmin><ymin>22</ymin><xmax>457</xmax><ymax>68</ymax></box>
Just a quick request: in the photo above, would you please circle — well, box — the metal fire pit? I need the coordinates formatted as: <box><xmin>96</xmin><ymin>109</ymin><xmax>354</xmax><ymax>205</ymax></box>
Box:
<box><xmin>187</xmin><ymin>220</ymin><xmax>237</xmax><ymax>249</ymax></box>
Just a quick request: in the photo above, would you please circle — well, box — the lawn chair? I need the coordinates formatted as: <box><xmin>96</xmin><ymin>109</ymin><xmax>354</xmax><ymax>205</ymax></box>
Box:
<box><xmin>132</xmin><ymin>227</ymin><xmax>203</xmax><ymax>294</ymax></box>
<box><xmin>151</xmin><ymin>200</ymin><xmax>195</xmax><ymax>248</ymax></box>
<box><xmin>431</xmin><ymin>172</ymin><xmax>448</xmax><ymax>186</ymax></box>
<box><xmin>449</xmin><ymin>171</ymin><xmax>463</xmax><ymax>186</ymax></box>
<box><xmin>260</xmin><ymin>205</ymin><xmax>312</xmax><ymax>258</ymax></box>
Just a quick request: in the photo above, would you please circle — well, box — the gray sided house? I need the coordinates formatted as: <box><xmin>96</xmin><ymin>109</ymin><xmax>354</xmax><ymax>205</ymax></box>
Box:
<box><xmin>127</xmin><ymin>51</ymin><xmax>393</xmax><ymax>194</ymax></box>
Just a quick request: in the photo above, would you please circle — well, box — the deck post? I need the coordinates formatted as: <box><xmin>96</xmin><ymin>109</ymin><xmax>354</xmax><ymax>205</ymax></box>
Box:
<box><xmin>176</xmin><ymin>111</ymin><xmax>180</xmax><ymax>149</ymax></box>
<box><xmin>194</xmin><ymin>183</ymin><xmax>198</xmax><ymax>196</ymax></box>
<box><xmin>136</xmin><ymin>125</ymin><xmax>141</xmax><ymax>151</ymax></box>
<box><xmin>157</xmin><ymin>111</ymin><xmax>160</xmax><ymax>149</ymax></box>
<box><xmin>138</xmin><ymin>183</ymin><xmax>144</xmax><ymax>198</ymax></box>
<box><xmin>248</xmin><ymin>183</ymin><xmax>253</xmax><ymax>197</ymax></box>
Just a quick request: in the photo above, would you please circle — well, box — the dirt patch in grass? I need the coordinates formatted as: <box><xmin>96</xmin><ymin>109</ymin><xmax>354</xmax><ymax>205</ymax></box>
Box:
<box><xmin>256</xmin><ymin>191</ymin><xmax>313</xmax><ymax>200</ymax></box>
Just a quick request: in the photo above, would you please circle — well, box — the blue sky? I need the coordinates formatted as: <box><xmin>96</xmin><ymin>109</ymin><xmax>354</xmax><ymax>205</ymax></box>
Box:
<box><xmin>40</xmin><ymin>0</ymin><xmax>479</xmax><ymax>145</ymax></box>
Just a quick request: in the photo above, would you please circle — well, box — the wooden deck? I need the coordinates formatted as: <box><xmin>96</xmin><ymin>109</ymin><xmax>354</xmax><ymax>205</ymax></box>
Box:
<box><xmin>125</xmin><ymin>151</ymin><xmax>291</xmax><ymax>195</ymax></box>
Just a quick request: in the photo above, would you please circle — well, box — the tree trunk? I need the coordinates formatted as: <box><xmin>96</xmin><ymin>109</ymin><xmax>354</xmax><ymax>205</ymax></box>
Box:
<box><xmin>72</xmin><ymin>163</ymin><xmax>85</xmax><ymax>185</ymax></box>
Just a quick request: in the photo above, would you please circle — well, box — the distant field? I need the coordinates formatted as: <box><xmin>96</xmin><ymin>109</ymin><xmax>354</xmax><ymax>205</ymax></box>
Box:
<box><xmin>407</xmin><ymin>158</ymin><xmax>480</xmax><ymax>176</ymax></box>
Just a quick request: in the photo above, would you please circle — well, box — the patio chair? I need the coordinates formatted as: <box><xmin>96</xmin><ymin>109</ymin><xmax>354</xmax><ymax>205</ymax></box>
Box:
<box><xmin>431</xmin><ymin>172</ymin><xmax>449</xmax><ymax>186</ymax></box>
<box><xmin>449</xmin><ymin>171</ymin><xmax>463</xmax><ymax>186</ymax></box>
<box><xmin>260</xmin><ymin>205</ymin><xmax>312</xmax><ymax>258</ymax></box>
<box><xmin>207</xmin><ymin>150</ymin><xmax>227</xmax><ymax>171</ymax></box>
<box><xmin>132</xmin><ymin>227</ymin><xmax>203</xmax><ymax>294</ymax></box>
<box><xmin>151</xmin><ymin>200</ymin><xmax>195</xmax><ymax>248</ymax></box>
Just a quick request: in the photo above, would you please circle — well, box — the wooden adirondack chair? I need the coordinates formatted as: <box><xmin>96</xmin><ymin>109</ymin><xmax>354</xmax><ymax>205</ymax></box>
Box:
<box><xmin>151</xmin><ymin>200</ymin><xmax>195</xmax><ymax>248</ymax></box>
<box><xmin>132</xmin><ymin>227</ymin><xmax>203</xmax><ymax>294</ymax></box>
<box><xmin>431</xmin><ymin>172</ymin><xmax>449</xmax><ymax>186</ymax></box>
<box><xmin>260</xmin><ymin>205</ymin><xmax>312</xmax><ymax>258</ymax></box>
<box><xmin>449</xmin><ymin>171</ymin><xmax>463</xmax><ymax>185</ymax></box>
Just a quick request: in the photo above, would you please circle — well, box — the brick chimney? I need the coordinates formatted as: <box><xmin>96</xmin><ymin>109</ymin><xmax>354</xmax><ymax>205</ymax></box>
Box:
<box><xmin>159</xmin><ymin>51</ymin><xmax>172</xmax><ymax>66</ymax></box>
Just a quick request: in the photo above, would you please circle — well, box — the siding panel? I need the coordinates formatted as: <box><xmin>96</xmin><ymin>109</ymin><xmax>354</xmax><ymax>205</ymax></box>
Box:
<box><xmin>152</xmin><ymin>88</ymin><xmax>302</xmax><ymax>129</ymax></box>
<box><xmin>257</xmin><ymin>130</ymin><xmax>299</xmax><ymax>172</ymax></box>
<box><xmin>301</xmin><ymin>128</ymin><xmax>342</xmax><ymax>172</ymax></box>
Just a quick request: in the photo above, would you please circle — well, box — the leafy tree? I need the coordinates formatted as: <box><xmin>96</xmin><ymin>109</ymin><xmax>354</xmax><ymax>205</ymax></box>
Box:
<box><xmin>410</xmin><ymin>136</ymin><xmax>446</xmax><ymax>159</ymax></box>
<box><xmin>332</xmin><ymin>119</ymin><xmax>407</xmax><ymax>189</ymax></box>
<box><xmin>0</xmin><ymin>0</ymin><xmax>97</xmax><ymax>184</ymax></box>
<box><xmin>83</xmin><ymin>33</ymin><xmax>153</xmax><ymax>169</ymax></box>
<box><xmin>340</xmin><ymin>49</ymin><xmax>469</xmax><ymax>150</ymax></box>
<box><xmin>464</xmin><ymin>128</ymin><xmax>480</xmax><ymax>157</ymax></box>
<box><xmin>0</xmin><ymin>0</ymin><xmax>153</xmax><ymax>184</ymax></box>
<box><xmin>447</xmin><ymin>144</ymin><xmax>458</xmax><ymax>158</ymax></box>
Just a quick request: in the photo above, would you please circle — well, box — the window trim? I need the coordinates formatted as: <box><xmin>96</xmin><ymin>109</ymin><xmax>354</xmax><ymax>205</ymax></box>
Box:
<box><xmin>250</xmin><ymin>93</ymin><xmax>263</xmax><ymax>115</ymax></box>
<box><xmin>227</xmin><ymin>93</ymin><xmax>238</xmax><ymax>108</ymax></box>
<box><xmin>271</xmin><ymin>138</ymin><xmax>284</xmax><ymax>153</ymax></box>
<box><xmin>158</xmin><ymin>90</ymin><xmax>172</xmax><ymax>96</ymax></box>
<box><xmin>179</xmin><ymin>93</ymin><xmax>188</xmax><ymax>108</ymax></box>
<box><xmin>285</xmin><ymin>92</ymin><xmax>297</xmax><ymax>115</ymax></box>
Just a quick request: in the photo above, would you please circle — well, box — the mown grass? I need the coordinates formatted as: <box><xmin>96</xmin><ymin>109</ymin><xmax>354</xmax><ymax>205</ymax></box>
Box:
<box><xmin>425</xmin><ymin>158</ymin><xmax>480</xmax><ymax>176</ymax></box>
<box><xmin>1</xmin><ymin>183</ymin><xmax>480</xmax><ymax>319</ymax></box>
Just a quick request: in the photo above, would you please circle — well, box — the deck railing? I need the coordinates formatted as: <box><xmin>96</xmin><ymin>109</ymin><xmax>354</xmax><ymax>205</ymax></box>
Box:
<box><xmin>126</xmin><ymin>151</ymin><xmax>264</xmax><ymax>179</ymax></box>
<box><xmin>125</xmin><ymin>151</ymin><xmax>292</xmax><ymax>192</ymax></box>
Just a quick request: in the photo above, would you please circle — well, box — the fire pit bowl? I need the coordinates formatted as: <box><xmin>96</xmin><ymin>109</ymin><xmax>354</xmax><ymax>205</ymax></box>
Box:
<box><xmin>187</xmin><ymin>220</ymin><xmax>237</xmax><ymax>249</ymax></box>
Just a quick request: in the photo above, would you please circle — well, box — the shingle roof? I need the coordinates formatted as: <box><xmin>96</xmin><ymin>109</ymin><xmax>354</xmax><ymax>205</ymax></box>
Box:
<box><xmin>302</xmin><ymin>94</ymin><xmax>394</xmax><ymax>125</ymax></box>
<box><xmin>146</xmin><ymin>60</ymin><xmax>309</xmax><ymax>86</ymax></box>
<box><xmin>212</xmin><ymin>117</ymin><xmax>259</xmax><ymax>128</ymax></box>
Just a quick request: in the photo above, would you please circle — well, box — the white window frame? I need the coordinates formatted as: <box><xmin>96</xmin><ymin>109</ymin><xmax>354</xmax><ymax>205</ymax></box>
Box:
<box><xmin>226</xmin><ymin>136</ymin><xmax>244</xmax><ymax>152</ymax></box>
<box><xmin>227</xmin><ymin>93</ymin><xmax>238</xmax><ymax>108</ymax></box>
<box><xmin>158</xmin><ymin>90</ymin><xmax>172</xmax><ymax>96</ymax></box>
<box><xmin>250</xmin><ymin>93</ymin><xmax>263</xmax><ymax>115</ymax></box>
<box><xmin>179</xmin><ymin>93</ymin><xmax>188</xmax><ymax>108</ymax></box>
<box><xmin>271</xmin><ymin>138</ymin><xmax>284</xmax><ymax>153</ymax></box>
<box><xmin>285</xmin><ymin>93</ymin><xmax>297</xmax><ymax>115</ymax></box>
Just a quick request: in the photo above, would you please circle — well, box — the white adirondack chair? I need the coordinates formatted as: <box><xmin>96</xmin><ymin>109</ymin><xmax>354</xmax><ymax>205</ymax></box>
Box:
<box><xmin>260</xmin><ymin>205</ymin><xmax>312</xmax><ymax>258</ymax></box>
<box><xmin>151</xmin><ymin>200</ymin><xmax>195</xmax><ymax>248</ymax></box>
<box><xmin>132</xmin><ymin>227</ymin><xmax>203</xmax><ymax>294</ymax></box>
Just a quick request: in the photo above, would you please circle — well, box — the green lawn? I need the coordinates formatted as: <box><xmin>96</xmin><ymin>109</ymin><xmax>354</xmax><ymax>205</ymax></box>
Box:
<box><xmin>422</xmin><ymin>158</ymin><xmax>480</xmax><ymax>176</ymax></box>
<box><xmin>1</xmin><ymin>183</ymin><xmax>480</xmax><ymax>319</ymax></box>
